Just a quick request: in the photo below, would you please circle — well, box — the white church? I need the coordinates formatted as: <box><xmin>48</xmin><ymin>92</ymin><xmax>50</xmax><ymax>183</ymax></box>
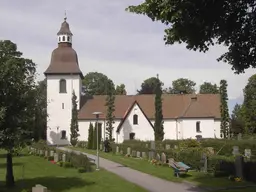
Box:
<box><xmin>44</xmin><ymin>17</ymin><xmax>222</xmax><ymax>145</ymax></box>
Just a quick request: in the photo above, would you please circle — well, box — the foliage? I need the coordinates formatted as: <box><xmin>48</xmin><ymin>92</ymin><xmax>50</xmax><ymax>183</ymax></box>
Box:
<box><xmin>69</xmin><ymin>153</ymin><xmax>92</xmax><ymax>172</ymax></box>
<box><xmin>168</xmin><ymin>78</ymin><xmax>196</xmax><ymax>94</ymax></box>
<box><xmin>70</xmin><ymin>91</ymin><xmax>80</xmax><ymax>146</ymax></box>
<box><xmin>76</xmin><ymin>141</ymin><xmax>87</xmax><ymax>148</ymax></box>
<box><xmin>153</xmin><ymin>76</ymin><xmax>164</xmax><ymax>141</ymax></box>
<box><xmin>82</xmin><ymin>72</ymin><xmax>115</xmax><ymax>96</ymax></box>
<box><xmin>126</xmin><ymin>0</ymin><xmax>256</xmax><ymax>73</ymax></box>
<box><xmin>230</xmin><ymin>104</ymin><xmax>246</xmax><ymax>135</ymax></box>
<box><xmin>115</xmin><ymin>84</ymin><xmax>127</xmax><ymax>95</ymax></box>
<box><xmin>105</xmin><ymin>80</ymin><xmax>115</xmax><ymax>140</ymax></box>
<box><xmin>179</xmin><ymin>139</ymin><xmax>201</xmax><ymax>148</ymax></box>
<box><xmin>87</xmin><ymin>123</ymin><xmax>94</xmax><ymax>149</ymax></box>
<box><xmin>138</xmin><ymin>77</ymin><xmax>164</xmax><ymax>94</ymax></box>
<box><xmin>219</xmin><ymin>79</ymin><xmax>230</xmax><ymax>138</ymax></box>
<box><xmin>243</xmin><ymin>74</ymin><xmax>256</xmax><ymax>134</ymax></box>
<box><xmin>93</xmin><ymin>125</ymin><xmax>97</xmax><ymax>150</ymax></box>
<box><xmin>0</xmin><ymin>40</ymin><xmax>36</xmax><ymax>187</ymax></box>
<box><xmin>199</xmin><ymin>82</ymin><xmax>219</xmax><ymax>94</ymax></box>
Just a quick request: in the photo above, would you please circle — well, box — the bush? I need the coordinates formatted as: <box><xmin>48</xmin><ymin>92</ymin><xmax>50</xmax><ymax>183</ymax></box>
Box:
<box><xmin>47</xmin><ymin>156</ymin><xmax>54</xmax><ymax>161</ymax></box>
<box><xmin>76</xmin><ymin>141</ymin><xmax>87</xmax><ymax>148</ymax></box>
<box><xmin>69</xmin><ymin>152</ymin><xmax>92</xmax><ymax>172</ymax></box>
<box><xmin>63</xmin><ymin>161</ymin><xmax>73</xmax><ymax>168</ymax></box>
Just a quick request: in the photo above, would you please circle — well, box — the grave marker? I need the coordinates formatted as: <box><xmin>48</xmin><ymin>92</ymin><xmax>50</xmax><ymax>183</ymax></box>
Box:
<box><xmin>116</xmin><ymin>146</ymin><xmax>119</xmax><ymax>154</ymax></box>
<box><xmin>54</xmin><ymin>153</ymin><xmax>59</xmax><ymax>162</ymax></box>
<box><xmin>50</xmin><ymin>150</ymin><xmax>54</xmax><ymax>157</ymax></box>
<box><xmin>150</xmin><ymin>141</ymin><xmax>156</xmax><ymax>150</ymax></box>
<box><xmin>165</xmin><ymin>144</ymin><xmax>170</xmax><ymax>150</ymax></box>
<box><xmin>62</xmin><ymin>154</ymin><xmax>66</xmax><ymax>162</ymax></box>
<box><xmin>32</xmin><ymin>184</ymin><xmax>48</xmax><ymax>192</ymax></box>
<box><xmin>136</xmin><ymin>151</ymin><xmax>141</xmax><ymax>158</ymax></box>
<box><xmin>232</xmin><ymin>146</ymin><xmax>240</xmax><ymax>156</ymax></box>
<box><xmin>127</xmin><ymin>147</ymin><xmax>131</xmax><ymax>155</ymax></box>
<box><xmin>161</xmin><ymin>153</ymin><xmax>166</xmax><ymax>163</ymax></box>
<box><xmin>244</xmin><ymin>149</ymin><xmax>251</xmax><ymax>159</ymax></box>
<box><xmin>44</xmin><ymin>151</ymin><xmax>48</xmax><ymax>157</ymax></box>
<box><xmin>142</xmin><ymin>152</ymin><xmax>147</xmax><ymax>159</ymax></box>
<box><xmin>156</xmin><ymin>153</ymin><xmax>160</xmax><ymax>161</ymax></box>
<box><xmin>132</xmin><ymin>150</ymin><xmax>136</xmax><ymax>157</ymax></box>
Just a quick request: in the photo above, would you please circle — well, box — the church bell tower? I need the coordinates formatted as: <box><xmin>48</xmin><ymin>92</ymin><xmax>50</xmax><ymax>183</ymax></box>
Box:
<box><xmin>44</xmin><ymin>15</ymin><xmax>83</xmax><ymax>145</ymax></box>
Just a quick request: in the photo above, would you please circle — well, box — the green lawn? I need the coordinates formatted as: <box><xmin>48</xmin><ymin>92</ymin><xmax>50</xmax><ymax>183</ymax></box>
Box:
<box><xmin>71</xmin><ymin>147</ymin><xmax>256</xmax><ymax>191</ymax></box>
<box><xmin>0</xmin><ymin>150</ymin><xmax>147</xmax><ymax>192</ymax></box>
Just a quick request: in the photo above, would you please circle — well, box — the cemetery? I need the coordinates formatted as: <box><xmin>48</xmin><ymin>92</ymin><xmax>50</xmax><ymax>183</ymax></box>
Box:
<box><xmin>0</xmin><ymin>141</ymin><xmax>147</xmax><ymax>192</ymax></box>
<box><xmin>73</xmin><ymin>137</ymin><xmax>256</xmax><ymax>191</ymax></box>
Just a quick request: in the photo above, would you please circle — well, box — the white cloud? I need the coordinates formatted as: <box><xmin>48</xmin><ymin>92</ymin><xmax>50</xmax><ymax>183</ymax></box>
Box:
<box><xmin>0</xmin><ymin>0</ymin><xmax>255</xmax><ymax>106</ymax></box>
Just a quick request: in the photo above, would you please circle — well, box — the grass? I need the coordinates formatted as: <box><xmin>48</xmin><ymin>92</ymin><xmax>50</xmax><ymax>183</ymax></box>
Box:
<box><xmin>71</xmin><ymin>147</ymin><xmax>256</xmax><ymax>191</ymax></box>
<box><xmin>0</xmin><ymin>150</ymin><xmax>147</xmax><ymax>192</ymax></box>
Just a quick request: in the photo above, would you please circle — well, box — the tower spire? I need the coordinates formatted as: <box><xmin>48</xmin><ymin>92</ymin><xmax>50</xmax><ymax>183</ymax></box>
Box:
<box><xmin>64</xmin><ymin>10</ymin><xmax>67</xmax><ymax>21</ymax></box>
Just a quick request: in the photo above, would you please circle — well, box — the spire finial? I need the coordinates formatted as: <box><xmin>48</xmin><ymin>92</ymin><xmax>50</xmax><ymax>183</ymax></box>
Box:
<box><xmin>64</xmin><ymin>10</ymin><xmax>67</xmax><ymax>21</ymax></box>
<box><xmin>156</xmin><ymin>74</ymin><xmax>159</xmax><ymax>79</ymax></box>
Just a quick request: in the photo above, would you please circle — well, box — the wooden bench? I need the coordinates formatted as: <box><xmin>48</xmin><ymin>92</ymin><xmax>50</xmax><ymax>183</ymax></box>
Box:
<box><xmin>168</xmin><ymin>158</ymin><xmax>190</xmax><ymax>177</ymax></box>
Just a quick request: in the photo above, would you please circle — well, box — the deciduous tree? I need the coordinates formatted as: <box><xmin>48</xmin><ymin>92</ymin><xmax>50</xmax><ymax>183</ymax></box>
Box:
<box><xmin>243</xmin><ymin>74</ymin><xmax>256</xmax><ymax>134</ymax></box>
<box><xmin>199</xmin><ymin>82</ymin><xmax>219</xmax><ymax>94</ymax></box>
<box><xmin>115</xmin><ymin>84</ymin><xmax>127</xmax><ymax>95</ymax></box>
<box><xmin>219</xmin><ymin>80</ymin><xmax>230</xmax><ymax>138</ymax></box>
<box><xmin>126</xmin><ymin>0</ymin><xmax>256</xmax><ymax>73</ymax></box>
<box><xmin>0</xmin><ymin>40</ymin><xmax>36</xmax><ymax>186</ymax></box>
<box><xmin>70</xmin><ymin>91</ymin><xmax>79</xmax><ymax>146</ymax></box>
<box><xmin>230</xmin><ymin>104</ymin><xmax>246</xmax><ymax>135</ymax></box>
<box><xmin>138</xmin><ymin>77</ymin><xmax>164</xmax><ymax>94</ymax></box>
<box><xmin>168</xmin><ymin>78</ymin><xmax>196</xmax><ymax>94</ymax></box>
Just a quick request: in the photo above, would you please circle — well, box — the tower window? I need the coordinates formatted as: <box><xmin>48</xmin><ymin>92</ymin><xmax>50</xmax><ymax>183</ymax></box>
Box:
<box><xmin>58</xmin><ymin>37</ymin><xmax>61</xmax><ymax>42</ymax></box>
<box><xmin>67</xmin><ymin>36</ymin><xmax>70</xmax><ymax>42</ymax></box>
<box><xmin>59</xmin><ymin>79</ymin><xmax>67</xmax><ymax>93</ymax></box>
<box><xmin>62</xmin><ymin>103</ymin><xmax>64</xmax><ymax>109</ymax></box>
<box><xmin>61</xmin><ymin>130</ymin><xmax>66</xmax><ymax>139</ymax></box>
<box><xmin>133</xmin><ymin>114</ymin><xmax>138</xmax><ymax>125</ymax></box>
<box><xmin>196</xmin><ymin>121</ymin><xmax>201</xmax><ymax>133</ymax></box>
<box><xmin>62</xmin><ymin>36</ymin><xmax>65</xmax><ymax>41</ymax></box>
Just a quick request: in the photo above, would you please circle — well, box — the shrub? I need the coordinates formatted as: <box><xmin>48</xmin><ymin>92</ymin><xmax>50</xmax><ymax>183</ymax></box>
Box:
<box><xmin>47</xmin><ymin>156</ymin><xmax>54</xmax><ymax>161</ymax></box>
<box><xmin>76</xmin><ymin>141</ymin><xmax>87</xmax><ymax>148</ymax></box>
<box><xmin>63</xmin><ymin>162</ymin><xmax>73</xmax><ymax>168</ymax></box>
<box><xmin>69</xmin><ymin>153</ymin><xmax>92</xmax><ymax>172</ymax></box>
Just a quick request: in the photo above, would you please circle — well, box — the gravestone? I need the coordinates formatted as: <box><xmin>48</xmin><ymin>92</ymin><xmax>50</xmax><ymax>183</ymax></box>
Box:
<box><xmin>44</xmin><ymin>151</ymin><xmax>48</xmax><ymax>157</ymax></box>
<box><xmin>50</xmin><ymin>150</ymin><xmax>54</xmax><ymax>157</ymax></box>
<box><xmin>200</xmin><ymin>153</ymin><xmax>208</xmax><ymax>172</ymax></box>
<box><xmin>142</xmin><ymin>152</ymin><xmax>147</xmax><ymax>159</ymax></box>
<box><xmin>244</xmin><ymin>149</ymin><xmax>251</xmax><ymax>159</ymax></box>
<box><xmin>132</xmin><ymin>150</ymin><xmax>136</xmax><ymax>157</ymax></box>
<box><xmin>32</xmin><ymin>184</ymin><xmax>48</xmax><ymax>192</ymax></box>
<box><xmin>100</xmin><ymin>144</ymin><xmax>103</xmax><ymax>151</ymax></box>
<box><xmin>39</xmin><ymin>150</ymin><xmax>43</xmax><ymax>156</ymax></box>
<box><xmin>174</xmin><ymin>145</ymin><xmax>178</xmax><ymax>149</ymax></box>
<box><xmin>127</xmin><ymin>147</ymin><xmax>131</xmax><ymax>155</ymax></box>
<box><xmin>120</xmin><ymin>150</ymin><xmax>123</xmax><ymax>155</ymax></box>
<box><xmin>206</xmin><ymin>147</ymin><xmax>214</xmax><ymax>155</ymax></box>
<box><xmin>235</xmin><ymin>155</ymin><xmax>244</xmax><ymax>178</ymax></box>
<box><xmin>165</xmin><ymin>144</ymin><xmax>171</xmax><ymax>150</ymax></box>
<box><xmin>54</xmin><ymin>153</ymin><xmax>59</xmax><ymax>162</ymax></box>
<box><xmin>37</xmin><ymin>149</ymin><xmax>40</xmax><ymax>155</ymax></box>
<box><xmin>136</xmin><ymin>151</ymin><xmax>141</xmax><ymax>158</ymax></box>
<box><xmin>116</xmin><ymin>146</ymin><xmax>119</xmax><ymax>154</ymax></box>
<box><xmin>145</xmin><ymin>143</ymin><xmax>149</xmax><ymax>148</ymax></box>
<box><xmin>232</xmin><ymin>146</ymin><xmax>240</xmax><ymax>156</ymax></box>
<box><xmin>156</xmin><ymin>153</ymin><xmax>160</xmax><ymax>161</ymax></box>
<box><xmin>161</xmin><ymin>153</ymin><xmax>166</xmax><ymax>163</ymax></box>
<box><xmin>237</xmin><ymin>133</ymin><xmax>242</xmax><ymax>141</ymax></box>
<box><xmin>62</xmin><ymin>154</ymin><xmax>66</xmax><ymax>162</ymax></box>
<box><xmin>148</xmin><ymin>151</ymin><xmax>154</xmax><ymax>160</ymax></box>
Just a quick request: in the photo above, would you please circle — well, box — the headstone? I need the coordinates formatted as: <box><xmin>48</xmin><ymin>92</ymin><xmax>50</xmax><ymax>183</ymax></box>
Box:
<box><xmin>132</xmin><ymin>150</ymin><xmax>136</xmax><ymax>157</ymax></box>
<box><xmin>148</xmin><ymin>151</ymin><xmax>155</xmax><ymax>160</ymax></box>
<box><xmin>39</xmin><ymin>150</ymin><xmax>43</xmax><ymax>156</ymax></box>
<box><xmin>165</xmin><ymin>144</ymin><xmax>170</xmax><ymax>150</ymax></box>
<box><xmin>201</xmin><ymin>153</ymin><xmax>208</xmax><ymax>172</ymax></box>
<box><xmin>244</xmin><ymin>149</ymin><xmax>251</xmax><ymax>159</ymax></box>
<box><xmin>136</xmin><ymin>151</ymin><xmax>141</xmax><ymax>158</ymax></box>
<box><xmin>100</xmin><ymin>144</ymin><xmax>103</xmax><ymax>151</ymax></box>
<box><xmin>120</xmin><ymin>150</ymin><xmax>123</xmax><ymax>155</ymax></box>
<box><xmin>142</xmin><ymin>152</ymin><xmax>147</xmax><ymax>159</ymax></box>
<box><xmin>127</xmin><ymin>147</ymin><xmax>131</xmax><ymax>155</ymax></box>
<box><xmin>62</xmin><ymin>154</ymin><xmax>66</xmax><ymax>162</ymax></box>
<box><xmin>237</xmin><ymin>133</ymin><xmax>242</xmax><ymax>140</ymax></box>
<box><xmin>37</xmin><ymin>149</ymin><xmax>40</xmax><ymax>155</ymax></box>
<box><xmin>235</xmin><ymin>155</ymin><xmax>244</xmax><ymax>178</ymax></box>
<box><xmin>156</xmin><ymin>153</ymin><xmax>160</xmax><ymax>161</ymax></box>
<box><xmin>206</xmin><ymin>147</ymin><xmax>214</xmax><ymax>155</ymax></box>
<box><xmin>32</xmin><ymin>184</ymin><xmax>48</xmax><ymax>192</ymax></box>
<box><xmin>54</xmin><ymin>153</ymin><xmax>59</xmax><ymax>162</ymax></box>
<box><xmin>50</xmin><ymin>150</ymin><xmax>54</xmax><ymax>157</ymax></box>
<box><xmin>161</xmin><ymin>153</ymin><xmax>166</xmax><ymax>163</ymax></box>
<box><xmin>232</xmin><ymin>146</ymin><xmax>240</xmax><ymax>156</ymax></box>
<box><xmin>174</xmin><ymin>145</ymin><xmax>178</xmax><ymax>149</ymax></box>
<box><xmin>150</xmin><ymin>141</ymin><xmax>156</xmax><ymax>150</ymax></box>
<box><xmin>145</xmin><ymin>143</ymin><xmax>149</xmax><ymax>148</ymax></box>
<box><xmin>116</xmin><ymin>146</ymin><xmax>119</xmax><ymax>154</ymax></box>
<box><xmin>44</xmin><ymin>151</ymin><xmax>48</xmax><ymax>157</ymax></box>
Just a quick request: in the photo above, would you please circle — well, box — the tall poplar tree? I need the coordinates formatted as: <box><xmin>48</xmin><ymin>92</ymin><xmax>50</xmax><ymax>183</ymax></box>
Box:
<box><xmin>154</xmin><ymin>75</ymin><xmax>164</xmax><ymax>141</ymax></box>
<box><xmin>105</xmin><ymin>80</ymin><xmax>115</xmax><ymax>140</ymax></box>
<box><xmin>70</xmin><ymin>91</ymin><xmax>79</xmax><ymax>146</ymax></box>
<box><xmin>219</xmin><ymin>80</ymin><xmax>230</xmax><ymax>138</ymax></box>
<box><xmin>87</xmin><ymin>123</ymin><xmax>94</xmax><ymax>149</ymax></box>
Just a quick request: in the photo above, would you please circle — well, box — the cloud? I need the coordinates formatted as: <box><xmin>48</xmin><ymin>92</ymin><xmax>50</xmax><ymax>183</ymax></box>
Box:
<box><xmin>0</xmin><ymin>0</ymin><xmax>255</xmax><ymax>111</ymax></box>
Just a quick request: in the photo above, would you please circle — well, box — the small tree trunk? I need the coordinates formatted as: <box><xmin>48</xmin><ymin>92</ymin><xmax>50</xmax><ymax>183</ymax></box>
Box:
<box><xmin>6</xmin><ymin>152</ymin><xmax>14</xmax><ymax>187</ymax></box>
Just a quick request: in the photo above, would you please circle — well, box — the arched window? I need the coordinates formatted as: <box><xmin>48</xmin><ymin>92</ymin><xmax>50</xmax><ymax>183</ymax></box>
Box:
<box><xmin>196</xmin><ymin>121</ymin><xmax>201</xmax><ymax>133</ymax></box>
<box><xmin>61</xmin><ymin>130</ymin><xmax>66</xmax><ymax>139</ymax></box>
<box><xmin>58</xmin><ymin>37</ymin><xmax>61</xmax><ymax>42</ymax></box>
<box><xmin>129</xmin><ymin>132</ymin><xmax>135</xmax><ymax>140</ymax></box>
<box><xmin>62</xmin><ymin>36</ymin><xmax>65</xmax><ymax>41</ymax></box>
<box><xmin>67</xmin><ymin>36</ymin><xmax>70</xmax><ymax>42</ymax></box>
<box><xmin>59</xmin><ymin>79</ymin><xmax>67</xmax><ymax>93</ymax></box>
<box><xmin>133</xmin><ymin>114</ymin><xmax>138</xmax><ymax>125</ymax></box>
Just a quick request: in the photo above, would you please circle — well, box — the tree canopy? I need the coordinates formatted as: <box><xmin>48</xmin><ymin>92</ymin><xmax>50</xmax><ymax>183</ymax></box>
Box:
<box><xmin>126</xmin><ymin>1</ymin><xmax>256</xmax><ymax>73</ymax></box>
<box><xmin>168</xmin><ymin>78</ymin><xmax>196</xmax><ymax>94</ymax></box>
<box><xmin>115</xmin><ymin>84</ymin><xmax>127</xmax><ymax>95</ymax></box>
<box><xmin>199</xmin><ymin>82</ymin><xmax>219</xmax><ymax>94</ymax></box>
<box><xmin>138</xmin><ymin>77</ymin><xmax>163</xmax><ymax>94</ymax></box>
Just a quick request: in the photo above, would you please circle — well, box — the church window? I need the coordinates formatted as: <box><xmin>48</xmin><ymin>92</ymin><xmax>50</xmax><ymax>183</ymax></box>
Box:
<box><xmin>61</xmin><ymin>130</ymin><xmax>66</xmax><ymax>139</ymax></box>
<box><xmin>67</xmin><ymin>36</ymin><xmax>70</xmax><ymax>42</ymax></box>
<box><xmin>58</xmin><ymin>37</ymin><xmax>61</xmax><ymax>42</ymax></box>
<box><xmin>62</xmin><ymin>103</ymin><xmax>64</xmax><ymax>109</ymax></box>
<box><xmin>133</xmin><ymin>114</ymin><xmax>138</xmax><ymax>125</ymax></box>
<box><xmin>59</xmin><ymin>79</ymin><xmax>67</xmax><ymax>93</ymax></box>
<box><xmin>62</xmin><ymin>36</ymin><xmax>65</xmax><ymax>41</ymax></box>
<box><xmin>196</xmin><ymin>121</ymin><xmax>201</xmax><ymax>133</ymax></box>
<box><xmin>129</xmin><ymin>132</ymin><xmax>135</xmax><ymax>140</ymax></box>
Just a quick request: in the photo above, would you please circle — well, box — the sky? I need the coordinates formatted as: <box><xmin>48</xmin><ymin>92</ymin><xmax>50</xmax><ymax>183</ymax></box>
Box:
<box><xmin>0</xmin><ymin>0</ymin><xmax>255</xmax><ymax>113</ymax></box>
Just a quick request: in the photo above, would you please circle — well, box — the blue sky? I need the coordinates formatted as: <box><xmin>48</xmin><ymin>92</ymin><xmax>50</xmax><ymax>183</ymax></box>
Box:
<box><xmin>0</xmin><ymin>0</ymin><xmax>255</xmax><ymax>113</ymax></box>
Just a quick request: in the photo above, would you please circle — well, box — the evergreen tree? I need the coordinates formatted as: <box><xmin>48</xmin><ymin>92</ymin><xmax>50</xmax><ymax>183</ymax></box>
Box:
<box><xmin>243</xmin><ymin>74</ymin><xmax>256</xmax><ymax>134</ymax></box>
<box><xmin>219</xmin><ymin>80</ymin><xmax>230</xmax><ymax>138</ymax></box>
<box><xmin>87</xmin><ymin>123</ymin><xmax>94</xmax><ymax>149</ymax></box>
<box><xmin>70</xmin><ymin>91</ymin><xmax>80</xmax><ymax>146</ymax></box>
<box><xmin>105</xmin><ymin>81</ymin><xmax>115</xmax><ymax>140</ymax></box>
<box><xmin>93</xmin><ymin>125</ymin><xmax>97</xmax><ymax>150</ymax></box>
<box><xmin>154</xmin><ymin>75</ymin><xmax>164</xmax><ymax>141</ymax></box>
